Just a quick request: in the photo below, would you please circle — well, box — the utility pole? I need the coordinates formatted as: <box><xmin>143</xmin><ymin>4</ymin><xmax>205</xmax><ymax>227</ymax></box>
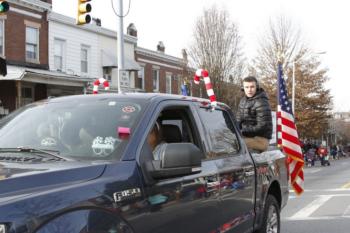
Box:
<box><xmin>117</xmin><ymin>0</ymin><xmax>125</xmax><ymax>93</ymax></box>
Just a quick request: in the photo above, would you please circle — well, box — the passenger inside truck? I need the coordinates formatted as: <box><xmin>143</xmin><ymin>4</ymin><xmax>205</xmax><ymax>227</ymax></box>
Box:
<box><xmin>147</xmin><ymin>106</ymin><xmax>201</xmax><ymax>160</ymax></box>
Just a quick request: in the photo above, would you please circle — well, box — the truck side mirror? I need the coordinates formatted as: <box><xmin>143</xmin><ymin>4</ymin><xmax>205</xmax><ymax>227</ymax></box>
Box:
<box><xmin>147</xmin><ymin>143</ymin><xmax>202</xmax><ymax>179</ymax></box>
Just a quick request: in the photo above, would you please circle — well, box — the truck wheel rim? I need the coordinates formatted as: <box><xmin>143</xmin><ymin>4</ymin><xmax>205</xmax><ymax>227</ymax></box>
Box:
<box><xmin>266</xmin><ymin>205</ymin><xmax>279</xmax><ymax>233</ymax></box>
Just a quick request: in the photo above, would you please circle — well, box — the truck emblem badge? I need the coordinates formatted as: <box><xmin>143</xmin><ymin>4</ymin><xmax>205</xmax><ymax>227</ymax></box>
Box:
<box><xmin>113</xmin><ymin>188</ymin><xmax>141</xmax><ymax>202</ymax></box>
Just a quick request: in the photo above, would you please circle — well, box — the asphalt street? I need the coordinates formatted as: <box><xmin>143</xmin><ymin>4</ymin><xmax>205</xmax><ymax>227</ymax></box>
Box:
<box><xmin>281</xmin><ymin>157</ymin><xmax>350</xmax><ymax>233</ymax></box>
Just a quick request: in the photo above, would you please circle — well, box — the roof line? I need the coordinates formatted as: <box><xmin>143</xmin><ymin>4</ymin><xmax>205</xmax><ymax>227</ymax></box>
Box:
<box><xmin>8</xmin><ymin>0</ymin><xmax>51</xmax><ymax>12</ymax></box>
<box><xmin>136</xmin><ymin>47</ymin><xmax>184</xmax><ymax>63</ymax></box>
<box><xmin>48</xmin><ymin>12</ymin><xmax>138</xmax><ymax>44</ymax></box>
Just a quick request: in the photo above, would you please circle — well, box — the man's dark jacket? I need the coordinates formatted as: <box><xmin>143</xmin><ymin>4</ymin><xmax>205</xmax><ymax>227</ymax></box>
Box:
<box><xmin>236</xmin><ymin>89</ymin><xmax>273</xmax><ymax>139</ymax></box>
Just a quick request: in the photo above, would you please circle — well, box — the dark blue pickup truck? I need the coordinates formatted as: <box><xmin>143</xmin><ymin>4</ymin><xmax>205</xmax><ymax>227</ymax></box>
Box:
<box><xmin>0</xmin><ymin>93</ymin><xmax>288</xmax><ymax>233</ymax></box>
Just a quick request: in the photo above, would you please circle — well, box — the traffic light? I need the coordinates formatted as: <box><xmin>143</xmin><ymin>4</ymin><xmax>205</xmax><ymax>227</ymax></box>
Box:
<box><xmin>77</xmin><ymin>0</ymin><xmax>91</xmax><ymax>25</ymax></box>
<box><xmin>0</xmin><ymin>1</ymin><xmax>9</xmax><ymax>14</ymax></box>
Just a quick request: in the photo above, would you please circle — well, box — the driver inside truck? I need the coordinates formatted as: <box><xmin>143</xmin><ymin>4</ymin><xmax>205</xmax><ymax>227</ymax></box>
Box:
<box><xmin>147</xmin><ymin>121</ymin><xmax>166</xmax><ymax>160</ymax></box>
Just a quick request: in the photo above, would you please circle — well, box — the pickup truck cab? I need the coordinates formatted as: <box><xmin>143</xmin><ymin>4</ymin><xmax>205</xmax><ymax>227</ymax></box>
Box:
<box><xmin>0</xmin><ymin>93</ymin><xmax>288</xmax><ymax>233</ymax></box>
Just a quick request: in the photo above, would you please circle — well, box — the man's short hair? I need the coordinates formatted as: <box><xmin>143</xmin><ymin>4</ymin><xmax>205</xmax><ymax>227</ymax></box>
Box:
<box><xmin>243</xmin><ymin>76</ymin><xmax>258</xmax><ymax>84</ymax></box>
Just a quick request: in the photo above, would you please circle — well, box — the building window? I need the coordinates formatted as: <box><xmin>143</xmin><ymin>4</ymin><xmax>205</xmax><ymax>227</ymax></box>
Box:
<box><xmin>0</xmin><ymin>20</ymin><xmax>4</xmax><ymax>56</ymax></box>
<box><xmin>81</xmin><ymin>45</ymin><xmax>89</xmax><ymax>73</ymax></box>
<box><xmin>166</xmin><ymin>73</ymin><xmax>172</xmax><ymax>94</ymax></box>
<box><xmin>136</xmin><ymin>66</ymin><xmax>144</xmax><ymax>90</ymax></box>
<box><xmin>152</xmin><ymin>69</ymin><xmax>159</xmax><ymax>92</ymax></box>
<box><xmin>26</xmin><ymin>26</ymin><xmax>39</xmax><ymax>61</ymax></box>
<box><xmin>54</xmin><ymin>39</ymin><xmax>65</xmax><ymax>71</ymax></box>
<box><xmin>103</xmin><ymin>67</ymin><xmax>112</xmax><ymax>82</ymax></box>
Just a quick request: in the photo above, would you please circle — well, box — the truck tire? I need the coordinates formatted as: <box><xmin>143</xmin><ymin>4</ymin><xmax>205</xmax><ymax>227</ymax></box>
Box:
<box><xmin>257</xmin><ymin>194</ymin><xmax>280</xmax><ymax>233</ymax></box>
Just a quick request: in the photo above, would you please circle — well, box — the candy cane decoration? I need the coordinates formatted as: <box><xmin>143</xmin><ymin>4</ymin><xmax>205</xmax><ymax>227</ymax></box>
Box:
<box><xmin>93</xmin><ymin>78</ymin><xmax>110</xmax><ymax>94</ymax></box>
<box><xmin>194</xmin><ymin>69</ymin><xmax>217</xmax><ymax>107</ymax></box>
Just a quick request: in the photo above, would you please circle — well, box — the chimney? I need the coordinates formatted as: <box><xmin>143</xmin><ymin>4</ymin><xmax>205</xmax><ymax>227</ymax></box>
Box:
<box><xmin>92</xmin><ymin>18</ymin><xmax>102</xmax><ymax>27</ymax></box>
<box><xmin>127</xmin><ymin>23</ymin><xmax>137</xmax><ymax>37</ymax></box>
<box><xmin>157</xmin><ymin>41</ymin><xmax>165</xmax><ymax>53</ymax></box>
<box><xmin>41</xmin><ymin>0</ymin><xmax>52</xmax><ymax>4</ymax></box>
<box><xmin>182</xmin><ymin>49</ymin><xmax>188</xmax><ymax>63</ymax></box>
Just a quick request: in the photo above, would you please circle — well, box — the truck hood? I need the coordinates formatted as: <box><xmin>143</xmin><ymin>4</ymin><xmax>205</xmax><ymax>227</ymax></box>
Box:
<box><xmin>0</xmin><ymin>160</ymin><xmax>107</xmax><ymax>203</ymax></box>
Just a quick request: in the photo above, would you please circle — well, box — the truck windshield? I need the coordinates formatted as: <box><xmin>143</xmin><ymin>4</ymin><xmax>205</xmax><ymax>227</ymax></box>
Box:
<box><xmin>0</xmin><ymin>97</ymin><xmax>147</xmax><ymax>161</ymax></box>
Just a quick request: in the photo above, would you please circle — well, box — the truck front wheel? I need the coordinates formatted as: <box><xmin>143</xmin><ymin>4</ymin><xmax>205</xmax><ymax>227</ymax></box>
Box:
<box><xmin>257</xmin><ymin>194</ymin><xmax>280</xmax><ymax>233</ymax></box>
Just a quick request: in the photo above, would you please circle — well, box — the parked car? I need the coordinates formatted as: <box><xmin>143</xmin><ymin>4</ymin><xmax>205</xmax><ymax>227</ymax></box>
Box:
<box><xmin>0</xmin><ymin>93</ymin><xmax>288</xmax><ymax>233</ymax></box>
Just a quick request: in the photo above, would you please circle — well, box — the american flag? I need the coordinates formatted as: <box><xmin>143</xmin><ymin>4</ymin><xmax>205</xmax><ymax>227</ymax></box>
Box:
<box><xmin>277</xmin><ymin>62</ymin><xmax>304</xmax><ymax>195</ymax></box>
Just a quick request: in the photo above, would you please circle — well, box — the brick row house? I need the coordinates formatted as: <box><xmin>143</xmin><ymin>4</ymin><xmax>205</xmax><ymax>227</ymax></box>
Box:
<box><xmin>0</xmin><ymin>0</ymin><xmax>196</xmax><ymax>118</ymax></box>
<box><xmin>135</xmin><ymin>42</ymin><xmax>183</xmax><ymax>94</ymax></box>
<box><xmin>0</xmin><ymin>0</ymin><xmax>140</xmax><ymax>117</ymax></box>
<box><xmin>0</xmin><ymin>0</ymin><xmax>96</xmax><ymax>117</ymax></box>
<box><xmin>127</xmin><ymin>24</ymin><xmax>198</xmax><ymax>96</ymax></box>
<box><xmin>0</xmin><ymin>0</ymin><xmax>53</xmax><ymax>115</ymax></box>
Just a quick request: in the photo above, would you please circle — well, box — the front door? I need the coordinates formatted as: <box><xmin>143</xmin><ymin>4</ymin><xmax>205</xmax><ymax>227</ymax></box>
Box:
<box><xmin>129</xmin><ymin>103</ymin><xmax>223</xmax><ymax>233</ymax></box>
<box><xmin>196</xmin><ymin>106</ymin><xmax>256</xmax><ymax>233</ymax></box>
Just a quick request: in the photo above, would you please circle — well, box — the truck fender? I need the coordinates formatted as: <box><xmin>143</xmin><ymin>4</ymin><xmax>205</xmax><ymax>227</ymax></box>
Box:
<box><xmin>254</xmin><ymin>180</ymin><xmax>282</xmax><ymax>231</ymax></box>
<box><xmin>266</xmin><ymin>180</ymin><xmax>282</xmax><ymax>208</ymax></box>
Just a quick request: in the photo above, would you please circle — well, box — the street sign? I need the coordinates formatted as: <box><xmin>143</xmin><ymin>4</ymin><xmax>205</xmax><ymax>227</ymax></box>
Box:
<box><xmin>119</xmin><ymin>70</ymin><xmax>129</xmax><ymax>88</ymax></box>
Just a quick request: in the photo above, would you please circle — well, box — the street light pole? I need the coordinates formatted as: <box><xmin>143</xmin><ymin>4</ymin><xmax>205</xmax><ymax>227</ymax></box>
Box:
<box><xmin>291</xmin><ymin>51</ymin><xmax>326</xmax><ymax>115</ymax></box>
<box><xmin>117</xmin><ymin>0</ymin><xmax>125</xmax><ymax>93</ymax></box>
<box><xmin>292</xmin><ymin>61</ymin><xmax>296</xmax><ymax>114</ymax></box>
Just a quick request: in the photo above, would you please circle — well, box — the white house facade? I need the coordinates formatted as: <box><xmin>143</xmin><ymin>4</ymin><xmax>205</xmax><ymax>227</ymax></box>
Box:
<box><xmin>48</xmin><ymin>12</ymin><xmax>140</xmax><ymax>94</ymax></box>
<box><xmin>98</xmin><ymin>27</ymin><xmax>140</xmax><ymax>91</ymax></box>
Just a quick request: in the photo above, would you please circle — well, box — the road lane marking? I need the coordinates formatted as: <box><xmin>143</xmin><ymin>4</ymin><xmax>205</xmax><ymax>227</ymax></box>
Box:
<box><xmin>342</xmin><ymin>205</ymin><xmax>350</xmax><ymax>217</ymax></box>
<box><xmin>289</xmin><ymin>188</ymin><xmax>350</xmax><ymax>193</ymax></box>
<box><xmin>341</xmin><ymin>182</ymin><xmax>350</xmax><ymax>189</ymax></box>
<box><xmin>284</xmin><ymin>215</ymin><xmax>350</xmax><ymax>221</ymax></box>
<box><xmin>305</xmin><ymin>168</ymin><xmax>321</xmax><ymax>174</ymax></box>
<box><xmin>289</xmin><ymin>194</ymin><xmax>350</xmax><ymax>199</ymax></box>
<box><xmin>290</xmin><ymin>195</ymin><xmax>332</xmax><ymax>220</ymax></box>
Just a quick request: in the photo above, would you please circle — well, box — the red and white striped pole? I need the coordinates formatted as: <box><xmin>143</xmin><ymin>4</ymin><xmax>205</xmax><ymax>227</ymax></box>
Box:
<box><xmin>194</xmin><ymin>69</ymin><xmax>217</xmax><ymax>107</ymax></box>
<box><xmin>93</xmin><ymin>78</ymin><xmax>110</xmax><ymax>94</ymax></box>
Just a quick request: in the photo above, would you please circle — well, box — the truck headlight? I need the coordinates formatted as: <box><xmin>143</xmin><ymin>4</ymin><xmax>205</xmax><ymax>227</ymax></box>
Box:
<box><xmin>0</xmin><ymin>224</ymin><xmax>6</xmax><ymax>233</ymax></box>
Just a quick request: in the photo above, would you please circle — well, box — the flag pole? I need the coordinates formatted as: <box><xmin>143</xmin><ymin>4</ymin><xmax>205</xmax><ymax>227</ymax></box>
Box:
<box><xmin>276</xmin><ymin>61</ymin><xmax>280</xmax><ymax>146</ymax></box>
<box><xmin>276</xmin><ymin>51</ymin><xmax>283</xmax><ymax>148</ymax></box>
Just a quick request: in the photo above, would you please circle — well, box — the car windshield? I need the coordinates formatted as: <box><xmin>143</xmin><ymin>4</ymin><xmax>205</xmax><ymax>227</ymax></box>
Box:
<box><xmin>0</xmin><ymin>97</ymin><xmax>147</xmax><ymax>161</ymax></box>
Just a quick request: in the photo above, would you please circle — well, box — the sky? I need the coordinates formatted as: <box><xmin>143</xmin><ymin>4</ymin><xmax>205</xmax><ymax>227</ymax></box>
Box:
<box><xmin>53</xmin><ymin>0</ymin><xmax>350</xmax><ymax>112</ymax></box>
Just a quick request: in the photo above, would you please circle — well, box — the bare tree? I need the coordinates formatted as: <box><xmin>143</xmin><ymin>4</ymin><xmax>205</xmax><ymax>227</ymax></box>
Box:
<box><xmin>251</xmin><ymin>16</ymin><xmax>306</xmax><ymax>109</ymax></box>
<box><xmin>188</xmin><ymin>5</ymin><xmax>245</xmax><ymax>102</ymax></box>
<box><xmin>252</xmin><ymin>15</ymin><xmax>332</xmax><ymax>140</ymax></box>
<box><xmin>253</xmin><ymin>16</ymin><xmax>306</xmax><ymax>79</ymax></box>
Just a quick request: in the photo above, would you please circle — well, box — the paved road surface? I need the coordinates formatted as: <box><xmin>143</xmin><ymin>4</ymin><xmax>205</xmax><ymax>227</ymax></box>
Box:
<box><xmin>281</xmin><ymin>157</ymin><xmax>350</xmax><ymax>233</ymax></box>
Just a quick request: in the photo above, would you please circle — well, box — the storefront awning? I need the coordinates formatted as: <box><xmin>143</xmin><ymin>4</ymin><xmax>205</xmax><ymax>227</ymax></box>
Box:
<box><xmin>0</xmin><ymin>66</ymin><xmax>94</xmax><ymax>87</ymax></box>
<box><xmin>102</xmin><ymin>50</ymin><xmax>141</xmax><ymax>71</ymax></box>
